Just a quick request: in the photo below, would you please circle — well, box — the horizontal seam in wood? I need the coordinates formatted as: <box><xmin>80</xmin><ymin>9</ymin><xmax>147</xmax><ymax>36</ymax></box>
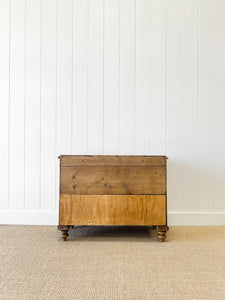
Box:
<box><xmin>60</xmin><ymin>194</ymin><xmax>166</xmax><ymax>196</ymax></box>
<box><xmin>60</xmin><ymin>164</ymin><xmax>166</xmax><ymax>167</ymax></box>
<box><xmin>59</xmin><ymin>155</ymin><xmax>167</xmax><ymax>157</ymax></box>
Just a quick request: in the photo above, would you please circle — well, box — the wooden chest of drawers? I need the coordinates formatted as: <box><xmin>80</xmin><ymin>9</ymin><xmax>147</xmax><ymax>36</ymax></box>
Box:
<box><xmin>58</xmin><ymin>155</ymin><xmax>169</xmax><ymax>242</ymax></box>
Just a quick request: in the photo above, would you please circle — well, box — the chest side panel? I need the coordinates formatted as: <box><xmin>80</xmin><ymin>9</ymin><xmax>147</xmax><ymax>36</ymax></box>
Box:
<box><xmin>59</xmin><ymin>194</ymin><xmax>166</xmax><ymax>226</ymax></box>
<box><xmin>60</xmin><ymin>165</ymin><xmax>166</xmax><ymax>195</ymax></box>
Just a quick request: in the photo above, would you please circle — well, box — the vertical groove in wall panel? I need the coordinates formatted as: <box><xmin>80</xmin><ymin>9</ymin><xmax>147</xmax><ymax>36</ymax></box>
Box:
<box><xmin>87</xmin><ymin>0</ymin><xmax>104</xmax><ymax>154</ymax></box>
<box><xmin>56</xmin><ymin>0</ymin><xmax>72</xmax><ymax>156</ymax></box>
<box><xmin>72</xmin><ymin>0</ymin><xmax>88</xmax><ymax>154</ymax></box>
<box><xmin>212</xmin><ymin>0</ymin><xmax>215</xmax><ymax>213</ymax></box>
<box><xmin>166</xmin><ymin>0</ymin><xmax>183</xmax><ymax>212</ymax></box>
<box><xmin>41</xmin><ymin>0</ymin><xmax>57</xmax><ymax>212</ymax></box>
<box><xmin>104</xmin><ymin>0</ymin><xmax>119</xmax><ymax>154</ymax></box>
<box><xmin>71</xmin><ymin>0</ymin><xmax>73</xmax><ymax>153</ymax></box>
<box><xmin>55</xmin><ymin>0</ymin><xmax>58</xmax><ymax>212</ymax></box>
<box><xmin>103</xmin><ymin>0</ymin><xmax>105</xmax><ymax>154</ymax></box>
<box><xmin>118</xmin><ymin>1</ymin><xmax>120</xmax><ymax>153</ymax></box>
<box><xmin>197</xmin><ymin>0</ymin><xmax>214</xmax><ymax>212</ymax></box>
<box><xmin>181</xmin><ymin>0</ymin><xmax>198</xmax><ymax>211</ymax></box>
<box><xmin>0</xmin><ymin>0</ymin><xmax>10</xmax><ymax>210</ymax></box>
<box><xmin>25</xmin><ymin>0</ymin><xmax>41</xmax><ymax>211</ymax></box>
<box><xmin>9</xmin><ymin>0</ymin><xmax>26</xmax><ymax>210</ymax></box>
<box><xmin>151</xmin><ymin>0</ymin><xmax>167</xmax><ymax>155</ymax></box>
<box><xmin>119</xmin><ymin>0</ymin><xmax>135</xmax><ymax>155</ymax></box>
<box><xmin>134</xmin><ymin>0</ymin><xmax>136</xmax><ymax>154</ymax></box>
<box><xmin>134</xmin><ymin>0</ymin><xmax>151</xmax><ymax>155</ymax></box>
<box><xmin>214</xmin><ymin>0</ymin><xmax>225</xmax><ymax>211</ymax></box>
<box><xmin>195</xmin><ymin>0</ymin><xmax>199</xmax><ymax>213</ymax></box>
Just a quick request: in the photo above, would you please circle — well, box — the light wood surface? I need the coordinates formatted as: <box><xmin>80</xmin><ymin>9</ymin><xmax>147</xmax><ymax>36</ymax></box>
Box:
<box><xmin>59</xmin><ymin>194</ymin><xmax>166</xmax><ymax>226</ymax></box>
<box><xmin>60</xmin><ymin>165</ymin><xmax>166</xmax><ymax>195</ymax></box>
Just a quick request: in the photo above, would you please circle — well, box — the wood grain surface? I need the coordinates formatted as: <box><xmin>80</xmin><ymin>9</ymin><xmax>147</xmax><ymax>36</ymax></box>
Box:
<box><xmin>60</xmin><ymin>165</ymin><xmax>166</xmax><ymax>195</ymax></box>
<box><xmin>59</xmin><ymin>155</ymin><xmax>167</xmax><ymax>166</ymax></box>
<box><xmin>59</xmin><ymin>194</ymin><xmax>166</xmax><ymax>226</ymax></box>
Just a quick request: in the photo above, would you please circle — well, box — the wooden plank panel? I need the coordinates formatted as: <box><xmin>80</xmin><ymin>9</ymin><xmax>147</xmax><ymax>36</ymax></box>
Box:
<box><xmin>87</xmin><ymin>0</ymin><xmax>104</xmax><ymax>154</ymax></box>
<box><xmin>214</xmin><ymin>0</ymin><xmax>225</xmax><ymax>211</ymax></box>
<box><xmin>25</xmin><ymin>0</ymin><xmax>41</xmax><ymax>211</ymax></box>
<box><xmin>9</xmin><ymin>0</ymin><xmax>26</xmax><ymax>210</ymax></box>
<box><xmin>40</xmin><ymin>0</ymin><xmax>57</xmax><ymax>211</ymax></box>
<box><xmin>119</xmin><ymin>0</ymin><xmax>135</xmax><ymax>154</ymax></box>
<box><xmin>181</xmin><ymin>0</ymin><xmax>198</xmax><ymax>211</ymax></box>
<box><xmin>0</xmin><ymin>0</ymin><xmax>10</xmax><ymax>210</ymax></box>
<box><xmin>59</xmin><ymin>194</ymin><xmax>166</xmax><ymax>226</ymax></box>
<box><xmin>60</xmin><ymin>165</ymin><xmax>166</xmax><ymax>195</ymax></box>
<box><xmin>150</xmin><ymin>0</ymin><xmax>167</xmax><ymax>155</ymax></box>
<box><xmin>72</xmin><ymin>0</ymin><xmax>88</xmax><ymax>154</ymax></box>
<box><xmin>104</xmin><ymin>0</ymin><xmax>120</xmax><ymax>154</ymax></box>
<box><xmin>135</xmin><ymin>0</ymin><xmax>151</xmax><ymax>154</ymax></box>
<box><xmin>197</xmin><ymin>0</ymin><xmax>214</xmax><ymax>212</ymax></box>
<box><xmin>60</xmin><ymin>155</ymin><xmax>167</xmax><ymax>166</ymax></box>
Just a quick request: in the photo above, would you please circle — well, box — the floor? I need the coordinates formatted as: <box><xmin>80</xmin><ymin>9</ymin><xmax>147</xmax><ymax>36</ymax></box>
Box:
<box><xmin>0</xmin><ymin>226</ymin><xmax>225</xmax><ymax>300</ymax></box>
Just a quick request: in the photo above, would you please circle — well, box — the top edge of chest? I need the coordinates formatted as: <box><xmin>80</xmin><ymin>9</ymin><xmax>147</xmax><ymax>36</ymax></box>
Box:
<box><xmin>59</xmin><ymin>155</ymin><xmax>168</xmax><ymax>167</ymax></box>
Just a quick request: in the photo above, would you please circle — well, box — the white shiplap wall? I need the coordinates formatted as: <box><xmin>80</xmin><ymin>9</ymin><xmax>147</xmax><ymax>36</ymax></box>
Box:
<box><xmin>0</xmin><ymin>0</ymin><xmax>225</xmax><ymax>225</ymax></box>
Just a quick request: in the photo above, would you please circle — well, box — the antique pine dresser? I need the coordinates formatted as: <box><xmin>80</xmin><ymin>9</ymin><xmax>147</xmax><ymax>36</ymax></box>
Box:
<box><xmin>58</xmin><ymin>155</ymin><xmax>169</xmax><ymax>242</ymax></box>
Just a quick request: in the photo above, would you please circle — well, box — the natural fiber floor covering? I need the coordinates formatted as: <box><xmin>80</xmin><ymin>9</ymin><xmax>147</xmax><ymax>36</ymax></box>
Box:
<box><xmin>0</xmin><ymin>226</ymin><xmax>225</xmax><ymax>300</ymax></box>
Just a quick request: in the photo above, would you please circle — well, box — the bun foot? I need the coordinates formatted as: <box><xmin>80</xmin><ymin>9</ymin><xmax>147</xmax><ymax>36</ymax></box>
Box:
<box><xmin>156</xmin><ymin>226</ymin><xmax>169</xmax><ymax>242</ymax></box>
<box><xmin>58</xmin><ymin>225</ymin><xmax>71</xmax><ymax>241</ymax></box>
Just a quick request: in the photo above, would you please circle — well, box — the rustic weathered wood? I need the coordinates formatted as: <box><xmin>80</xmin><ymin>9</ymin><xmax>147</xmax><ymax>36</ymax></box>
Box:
<box><xmin>59</xmin><ymin>155</ymin><xmax>167</xmax><ymax>166</ymax></box>
<box><xmin>58</xmin><ymin>155</ymin><xmax>169</xmax><ymax>242</ymax></box>
<box><xmin>57</xmin><ymin>225</ymin><xmax>71</xmax><ymax>241</ymax></box>
<box><xmin>59</xmin><ymin>194</ymin><xmax>166</xmax><ymax>226</ymax></box>
<box><xmin>156</xmin><ymin>226</ymin><xmax>169</xmax><ymax>242</ymax></box>
<box><xmin>60</xmin><ymin>165</ymin><xmax>166</xmax><ymax>195</ymax></box>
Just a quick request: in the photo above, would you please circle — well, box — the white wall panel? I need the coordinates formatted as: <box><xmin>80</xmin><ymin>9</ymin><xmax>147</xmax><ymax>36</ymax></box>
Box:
<box><xmin>166</xmin><ymin>0</ymin><xmax>183</xmax><ymax>212</ymax></box>
<box><xmin>104</xmin><ymin>0</ymin><xmax>120</xmax><ymax>154</ymax></box>
<box><xmin>214</xmin><ymin>0</ymin><xmax>225</xmax><ymax>212</ymax></box>
<box><xmin>135</xmin><ymin>0</ymin><xmax>151</xmax><ymax>155</ymax></box>
<box><xmin>87</xmin><ymin>0</ymin><xmax>104</xmax><ymax>154</ymax></box>
<box><xmin>56</xmin><ymin>0</ymin><xmax>73</xmax><ymax>211</ymax></box>
<box><xmin>56</xmin><ymin>0</ymin><xmax>72</xmax><ymax>156</ymax></box>
<box><xmin>119</xmin><ymin>0</ymin><xmax>135</xmax><ymax>154</ymax></box>
<box><xmin>9</xmin><ymin>0</ymin><xmax>26</xmax><ymax>210</ymax></box>
<box><xmin>41</xmin><ymin>0</ymin><xmax>57</xmax><ymax>211</ymax></box>
<box><xmin>181</xmin><ymin>0</ymin><xmax>198</xmax><ymax>211</ymax></box>
<box><xmin>0</xmin><ymin>0</ymin><xmax>10</xmax><ymax>210</ymax></box>
<box><xmin>150</xmin><ymin>0</ymin><xmax>167</xmax><ymax>155</ymax></box>
<box><xmin>198</xmin><ymin>0</ymin><xmax>214</xmax><ymax>211</ymax></box>
<box><xmin>25</xmin><ymin>0</ymin><xmax>41</xmax><ymax>211</ymax></box>
<box><xmin>72</xmin><ymin>0</ymin><xmax>88</xmax><ymax>154</ymax></box>
<box><xmin>0</xmin><ymin>0</ymin><xmax>225</xmax><ymax>225</ymax></box>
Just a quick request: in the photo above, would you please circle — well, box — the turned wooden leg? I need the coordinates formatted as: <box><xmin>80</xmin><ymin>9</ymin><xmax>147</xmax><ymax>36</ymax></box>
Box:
<box><xmin>156</xmin><ymin>226</ymin><xmax>169</xmax><ymax>242</ymax></box>
<box><xmin>58</xmin><ymin>225</ymin><xmax>71</xmax><ymax>241</ymax></box>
